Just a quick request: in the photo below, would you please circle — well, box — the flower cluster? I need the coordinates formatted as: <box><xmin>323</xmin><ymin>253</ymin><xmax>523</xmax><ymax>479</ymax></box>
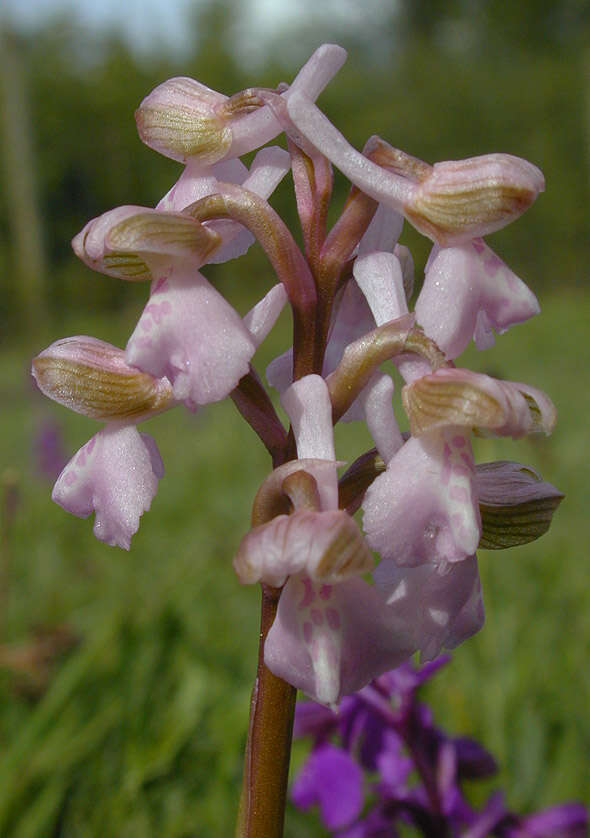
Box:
<box><xmin>292</xmin><ymin>657</ymin><xmax>587</xmax><ymax>837</ymax></box>
<box><xmin>33</xmin><ymin>45</ymin><xmax>562</xmax><ymax>704</ymax></box>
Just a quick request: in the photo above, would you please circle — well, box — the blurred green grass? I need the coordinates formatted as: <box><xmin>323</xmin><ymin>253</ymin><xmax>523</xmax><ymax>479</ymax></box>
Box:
<box><xmin>0</xmin><ymin>287</ymin><xmax>588</xmax><ymax>835</ymax></box>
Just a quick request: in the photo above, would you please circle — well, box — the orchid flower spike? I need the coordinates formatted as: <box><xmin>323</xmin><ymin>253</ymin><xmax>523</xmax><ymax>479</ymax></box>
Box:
<box><xmin>32</xmin><ymin>41</ymin><xmax>563</xmax><ymax>732</ymax></box>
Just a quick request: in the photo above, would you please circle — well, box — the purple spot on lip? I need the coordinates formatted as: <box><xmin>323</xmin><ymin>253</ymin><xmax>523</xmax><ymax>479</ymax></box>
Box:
<box><xmin>326</xmin><ymin>608</ymin><xmax>340</xmax><ymax>630</ymax></box>
<box><xmin>299</xmin><ymin>577</ymin><xmax>315</xmax><ymax>609</ymax></box>
<box><xmin>452</xmin><ymin>435</ymin><xmax>466</xmax><ymax>448</ymax></box>
<box><xmin>144</xmin><ymin>302</ymin><xmax>169</xmax><ymax>324</ymax></box>
<box><xmin>311</xmin><ymin>608</ymin><xmax>323</xmax><ymax>626</ymax></box>
<box><xmin>484</xmin><ymin>253</ymin><xmax>503</xmax><ymax>276</ymax></box>
<box><xmin>440</xmin><ymin>461</ymin><xmax>451</xmax><ymax>486</ymax></box>
<box><xmin>152</xmin><ymin>276</ymin><xmax>170</xmax><ymax>293</ymax></box>
<box><xmin>451</xmin><ymin>463</ymin><xmax>471</xmax><ymax>478</ymax></box>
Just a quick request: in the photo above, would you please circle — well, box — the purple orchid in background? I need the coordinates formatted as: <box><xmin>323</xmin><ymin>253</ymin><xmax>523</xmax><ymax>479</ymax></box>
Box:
<box><xmin>292</xmin><ymin>657</ymin><xmax>588</xmax><ymax>838</ymax></box>
<box><xmin>33</xmin><ymin>419</ymin><xmax>68</xmax><ymax>482</ymax></box>
<box><xmin>30</xmin><ymin>42</ymin><xmax>578</xmax><ymax>837</ymax></box>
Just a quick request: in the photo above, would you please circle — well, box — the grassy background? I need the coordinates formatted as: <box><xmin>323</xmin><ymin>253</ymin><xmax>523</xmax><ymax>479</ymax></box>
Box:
<box><xmin>1</xmin><ymin>2</ymin><xmax>588</xmax><ymax>832</ymax></box>
<box><xmin>0</xmin><ymin>279</ymin><xmax>587</xmax><ymax>835</ymax></box>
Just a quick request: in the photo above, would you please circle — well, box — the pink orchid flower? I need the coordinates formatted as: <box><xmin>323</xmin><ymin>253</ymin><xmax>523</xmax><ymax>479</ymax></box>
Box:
<box><xmin>236</xmin><ymin>374</ymin><xmax>418</xmax><ymax>705</ymax></box>
<box><xmin>32</xmin><ymin>337</ymin><xmax>172</xmax><ymax>549</ymax></box>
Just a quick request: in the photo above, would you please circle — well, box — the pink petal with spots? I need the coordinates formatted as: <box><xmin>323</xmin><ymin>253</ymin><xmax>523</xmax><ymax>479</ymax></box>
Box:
<box><xmin>264</xmin><ymin>574</ymin><xmax>416</xmax><ymax>705</ymax></box>
<box><xmin>362</xmin><ymin>429</ymin><xmax>480</xmax><ymax>566</ymax></box>
<box><xmin>52</xmin><ymin>425</ymin><xmax>163</xmax><ymax>550</ymax></box>
<box><xmin>415</xmin><ymin>240</ymin><xmax>539</xmax><ymax>359</ymax></box>
<box><xmin>373</xmin><ymin>555</ymin><xmax>484</xmax><ymax>661</ymax></box>
<box><xmin>126</xmin><ymin>265</ymin><xmax>256</xmax><ymax>408</ymax></box>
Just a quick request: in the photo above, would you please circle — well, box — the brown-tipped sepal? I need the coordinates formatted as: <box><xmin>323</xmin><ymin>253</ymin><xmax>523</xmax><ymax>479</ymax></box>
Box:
<box><xmin>364</xmin><ymin>136</ymin><xmax>433</xmax><ymax>183</ymax></box>
<box><xmin>404</xmin><ymin>153</ymin><xmax>545</xmax><ymax>246</ymax></box>
<box><xmin>233</xmin><ymin>508</ymin><xmax>374</xmax><ymax>588</ymax></box>
<box><xmin>135</xmin><ymin>77</ymin><xmax>234</xmax><ymax>164</ymax></box>
<box><xmin>72</xmin><ymin>206</ymin><xmax>221</xmax><ymax>281</ymax></box>
<box><xmin>32</xmin><ymin>336</ymin><xmax>173</xmax><ymax>421</ymax></box>
<box><xmin>402</xmin><ymin>368</ymin><xmax>556</xmax><ymax>439</ymax></box>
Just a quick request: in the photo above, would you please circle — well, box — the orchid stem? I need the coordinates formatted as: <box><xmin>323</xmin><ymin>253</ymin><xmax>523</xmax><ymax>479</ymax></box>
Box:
<box><xmin>236</xmin><ymin>583</ymin><xmax>297</xmax><ymax>838</ymax></box>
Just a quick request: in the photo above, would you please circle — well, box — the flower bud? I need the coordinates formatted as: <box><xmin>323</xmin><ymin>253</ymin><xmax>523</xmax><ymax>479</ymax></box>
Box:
<box><xmin>404</xmin><ymin>153</ymin><xmax>545</xmax><ymax>246</ymax></box>
<box><xmin>402</xmin><ymin>368</ymin><xmax>556</xmax><ymax>438</ymax></box>
<box><xmin>135</xmin><ymin>77</ymin><xmax>234</xmax><ymax>164</ymax></box>
<box><xmin>32</xmin><ymin>337</ymin><xmax>173</xmax><ymax>420</ymax></box>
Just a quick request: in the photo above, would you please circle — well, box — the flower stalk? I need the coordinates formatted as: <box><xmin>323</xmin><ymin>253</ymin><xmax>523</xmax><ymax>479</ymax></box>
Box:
<box><xmin>235</xmin><ymin>584</ymin><xmax>297</xmax><ymax>838</ymax></box>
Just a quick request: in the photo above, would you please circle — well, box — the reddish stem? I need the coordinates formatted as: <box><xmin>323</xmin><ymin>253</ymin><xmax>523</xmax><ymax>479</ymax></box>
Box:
<box><xmin>235</xmin><ymin>584</ymin><xmax>297</xmax><ymax>838</ymax></box>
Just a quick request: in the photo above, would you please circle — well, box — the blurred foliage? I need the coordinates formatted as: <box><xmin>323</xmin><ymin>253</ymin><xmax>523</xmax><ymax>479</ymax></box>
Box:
<box><xmin>1</xmin><ymin>0</ymin><xmax>589</xmax><ymax>335</ymax></box>
<box><xmin>0</xmin><ymin>290</ymin><xmax>588</xmax><ymax>835</ymax></box>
